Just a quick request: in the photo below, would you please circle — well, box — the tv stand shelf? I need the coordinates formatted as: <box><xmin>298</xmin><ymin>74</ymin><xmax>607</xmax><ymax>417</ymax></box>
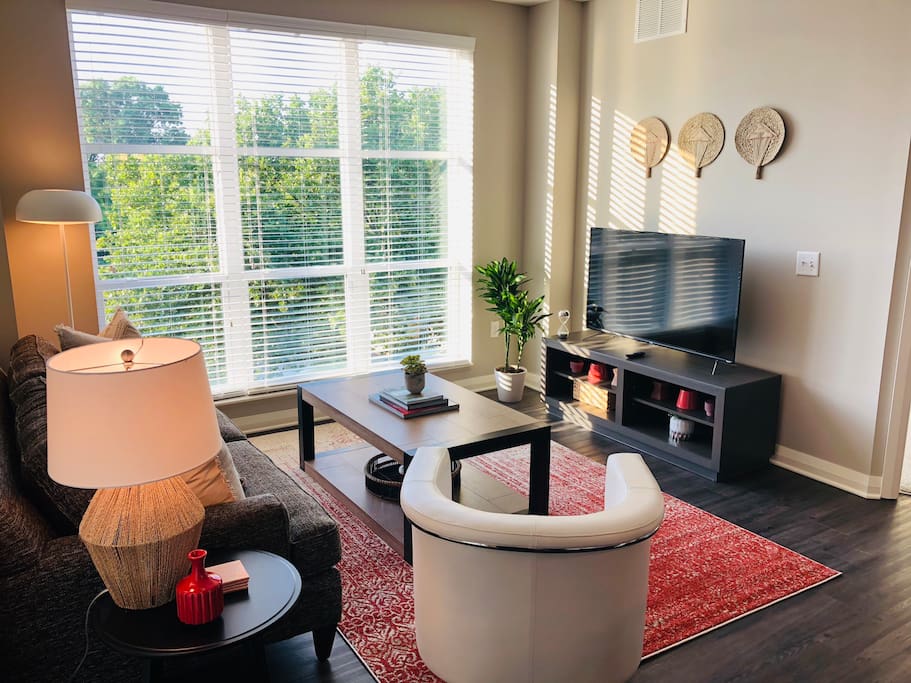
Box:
<box><xmin>543</xmin><ymin>333</ymin><xmax>781</xmax><ymax>481</ymax></box>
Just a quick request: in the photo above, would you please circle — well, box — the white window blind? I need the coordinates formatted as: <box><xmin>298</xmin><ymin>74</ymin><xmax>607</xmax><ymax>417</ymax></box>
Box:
<box><xmin>67</xmin><ymin>2</ymin><xmax>474</xmax><ymax>395</ymax></box>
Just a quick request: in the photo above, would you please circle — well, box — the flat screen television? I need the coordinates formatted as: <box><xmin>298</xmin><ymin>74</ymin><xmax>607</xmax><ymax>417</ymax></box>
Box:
<box><xmin>586</xmin><ymin>227</ymin><xmax>745</xmax><ymax>363</ymax></box>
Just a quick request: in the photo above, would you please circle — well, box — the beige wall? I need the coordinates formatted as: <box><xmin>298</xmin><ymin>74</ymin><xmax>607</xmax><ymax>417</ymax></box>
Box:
<box><xmin>0</xmin><ymin>0</ymin><xmax>98</xmax><ymax>345</ymax></box>
<box><xmin>0</xmin><ymin>0</ymin><xmax>528</xmax><ymax>384</ymax></box>
<box><xmin>575</xmin><ymin>0</ymin><xmax>911</xmax><ymax>488</ymax></box>
<box><xmin>0</xmin><ymin>197</ymin><xmax>17</xmax><ymax>369</ymax></box>
<box><xmin>523</xmin><ymin>0</ymin><xmax>581</xmax><ymax>381</ymax></box>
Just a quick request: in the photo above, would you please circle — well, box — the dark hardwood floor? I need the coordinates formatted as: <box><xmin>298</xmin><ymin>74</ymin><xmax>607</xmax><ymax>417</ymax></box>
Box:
<box><xmin>258</xmin><ymin>389</ymin><xmax>911</xmax><ymax>683</ymax></box>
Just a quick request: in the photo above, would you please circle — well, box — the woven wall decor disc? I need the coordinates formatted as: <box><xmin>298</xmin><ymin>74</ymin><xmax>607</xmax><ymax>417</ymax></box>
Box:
<box><xmin>735</xmin><ymin>107</ymin><xmax>785</xmax><ymax>179</ymax></box>
<box><xmin>630</xmin><ymin>116</ymin><xmax>670</xmax><ymax>178</ymax></box>
<box><xmin>678</xmin><ymin>113</ymin><xmax>725</xmax><ymax>178</ymax></box>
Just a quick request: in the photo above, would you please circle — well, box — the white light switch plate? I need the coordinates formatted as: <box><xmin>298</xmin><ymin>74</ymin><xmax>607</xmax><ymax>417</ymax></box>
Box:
<box><xmin>796</xmin><ymin>251</ymin><xmax>820</xmax><ymax>277</ymax></box>
<box><xmin>490</xmin><ymin>321</ymin><xmax>501</xmax><ymax>337</ymax></box>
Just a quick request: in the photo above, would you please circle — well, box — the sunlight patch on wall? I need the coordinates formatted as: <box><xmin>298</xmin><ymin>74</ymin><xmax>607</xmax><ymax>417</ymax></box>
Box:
<box><xmin>585</xmin><ymin>96</ymin><xmax>602</xmax><ymax>230</ymax></box>
<box><xmin>544</xmin><ymin>83</ymin><xmax>557</xmax><ymax>285</ymax></box>
<box><xmin>658</xmin><ymin>146</ymin><xmax>698</xmax><ymax>235</ymax></box>
<box><xmin>582</xmin><ymin>97</ymin><xmax>605</xmax><ymax>321</ymax></box>
<box><xmin>607</xmin><ymin>110</ymin><xmax>647</xmax><ymax>232</ymax></box>
<box><xmin>537</xmin><ymin>80</ymin><xmax>559</xmax><ymax>360</ymax></box>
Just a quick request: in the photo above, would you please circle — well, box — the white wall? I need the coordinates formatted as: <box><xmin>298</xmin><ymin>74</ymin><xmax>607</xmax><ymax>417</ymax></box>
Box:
<box><xmin>574</xmin><ymin>0</ymin><xmax>911</xmax><ymax>489</ymax></box>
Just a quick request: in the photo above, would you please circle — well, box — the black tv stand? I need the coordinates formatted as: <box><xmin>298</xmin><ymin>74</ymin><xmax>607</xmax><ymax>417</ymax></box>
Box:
<box><xmin>543</xmin><ymin>332</ymin><xmax>781</xmax><ymax>481</ymax></box>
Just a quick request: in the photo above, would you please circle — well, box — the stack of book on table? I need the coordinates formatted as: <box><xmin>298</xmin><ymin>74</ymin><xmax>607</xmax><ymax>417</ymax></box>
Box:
<box><xmin>207</xmin><ymin>560</ymin><xmax>250</xmax><ymax>593</ymax></box>
<box><xmin>370</xmin><ymin>386</ymin><xmax>459</xmax><ymax>419</ymax></box>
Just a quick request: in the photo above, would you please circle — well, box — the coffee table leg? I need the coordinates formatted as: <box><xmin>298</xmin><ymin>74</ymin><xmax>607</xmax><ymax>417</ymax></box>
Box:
<box><xmin>527</xmin><ymin>427</ymin><xmax>550</xmax><ymax>515</ymax></box>
<box><xmin>403</xmin><ymin>450</ymin><xmax>414</xmax><ymax>564</ymax></box>
<box><xmin>298</xmin><ymin>386</ymin><xmax>315</xmax><ymax>468</ymax></box>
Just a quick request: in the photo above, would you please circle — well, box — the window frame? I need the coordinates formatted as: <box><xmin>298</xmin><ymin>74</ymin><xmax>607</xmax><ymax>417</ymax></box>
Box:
<box><xmin>67</xmin><ymin>0</ymin><xmax>475</xmax><ymax>396</ymax></box>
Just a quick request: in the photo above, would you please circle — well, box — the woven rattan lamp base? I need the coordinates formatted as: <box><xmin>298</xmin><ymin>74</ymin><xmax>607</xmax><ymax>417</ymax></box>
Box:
<box><xmin>79</xmin><ymin>476</ymin><xmax>205</xmax><ymax>610</ymax></box>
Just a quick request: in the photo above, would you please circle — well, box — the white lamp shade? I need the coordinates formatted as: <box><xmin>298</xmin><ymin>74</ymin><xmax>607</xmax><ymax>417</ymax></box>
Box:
<box><xmin>46</xmin><ymin>337</ymin><xmax>221</xmax><ymax>489</ymax></box>
<box><xmin>16</xmin><ymin>189</ymin><xmax>102</xmax><ymax>224</ymax></box>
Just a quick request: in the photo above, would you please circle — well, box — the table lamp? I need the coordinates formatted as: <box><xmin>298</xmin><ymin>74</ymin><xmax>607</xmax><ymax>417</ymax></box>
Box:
<box><xmin>16</xmin><ymin>189</ymin><xmax>102</xmax><ymax>327</ymax></box>
<box><xmin>46</xmin><ymin>337</ymin><xmax>221</xmax><ymax>610</ymax></box>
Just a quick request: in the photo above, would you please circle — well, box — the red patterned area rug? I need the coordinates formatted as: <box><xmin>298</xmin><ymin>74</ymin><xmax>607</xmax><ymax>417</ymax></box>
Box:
<box><xmin>264</xmin><ymin>434</ymin><xmax>840</xmax><ymax>682</ymax></box>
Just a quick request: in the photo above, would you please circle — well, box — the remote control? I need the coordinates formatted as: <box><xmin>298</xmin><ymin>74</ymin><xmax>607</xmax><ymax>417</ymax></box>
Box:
<box><xmin>626</xmin><ymin>351</ymin><xmax>646</xmax><ymax>359</ymax></box>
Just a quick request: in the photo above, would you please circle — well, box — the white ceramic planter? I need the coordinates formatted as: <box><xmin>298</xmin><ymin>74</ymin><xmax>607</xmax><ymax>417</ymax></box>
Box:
<box><xmin>495</xmin><ymin>367</ymin><xmax>526</xmax><ymax>403</ymax></box>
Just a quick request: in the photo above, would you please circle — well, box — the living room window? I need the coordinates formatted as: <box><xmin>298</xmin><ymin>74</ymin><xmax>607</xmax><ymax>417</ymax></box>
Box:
<box><xmin>66</xmin><ymin>2</ymin><xmax>474</xmax><ymax>395</ymax></box>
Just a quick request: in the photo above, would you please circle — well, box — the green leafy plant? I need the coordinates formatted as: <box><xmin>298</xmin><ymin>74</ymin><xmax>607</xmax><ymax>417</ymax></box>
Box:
<box><xmin>400</xmin><ymin>354</ymin><xmax>427</xmax><ymax>376</ymax></box>
<box><xmin>475</xmin><ymin>258</ymin><xmax>550</xmax><ymax>373</ymax></box>
<box><xmin>509</xmin><ymin>292</ymin><xmax>549</xmax><ymax>374</ymax></box>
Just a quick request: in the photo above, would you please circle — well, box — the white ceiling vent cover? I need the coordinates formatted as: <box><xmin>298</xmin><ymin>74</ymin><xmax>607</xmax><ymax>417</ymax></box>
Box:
<box><xmin>635</xmin><ymin>0</ymin><xmax>688</xmax><ymax>43</ymax></box>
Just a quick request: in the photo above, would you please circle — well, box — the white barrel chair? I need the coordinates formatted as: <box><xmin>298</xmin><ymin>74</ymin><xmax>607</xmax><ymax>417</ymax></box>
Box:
<box><xmin>400</xmin><ymin>447</ymin><xmax>665</xmax><ymax>683</ymax></box>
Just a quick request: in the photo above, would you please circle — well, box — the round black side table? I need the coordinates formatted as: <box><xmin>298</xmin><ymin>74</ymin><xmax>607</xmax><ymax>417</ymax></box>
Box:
<box><xmin>89</xmin><ymin>549</ymin><xmax>301</xmax><ymax>681</ymax></box>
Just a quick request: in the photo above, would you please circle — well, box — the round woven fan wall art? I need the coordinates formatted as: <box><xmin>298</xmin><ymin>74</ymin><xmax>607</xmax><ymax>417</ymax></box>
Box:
<box><xmin>630</xmin><ymin>116</ymin><xmax>670</xmax><ymax>178</ymax></box>
<box><xmin>678</xmin><ymin>113</ymin><xmax>724</xmax><ymax>178</ymax></box>
<box><xmin>735</xmin><ymin>107</ymin><xmax>785</xmax><ymax>179</ymax></box>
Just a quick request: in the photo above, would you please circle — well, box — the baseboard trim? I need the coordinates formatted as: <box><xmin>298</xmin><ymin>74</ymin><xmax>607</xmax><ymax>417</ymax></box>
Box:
<box><xmin>771</xmin><ymin>446</ymin><xmax>883</xmax><ymax>499</ymax></box>
<box><xmin>455</xmin><ymin>372</ymin><xmax>543</xmax><ymax>395</ymax></box>
<box><xmin>232</xmin><ymin>409</ymin><xmax>299</xmax><ymax>435</ymax></box>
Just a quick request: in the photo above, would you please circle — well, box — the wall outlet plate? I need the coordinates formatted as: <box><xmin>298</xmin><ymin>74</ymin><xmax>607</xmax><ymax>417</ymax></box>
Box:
<box><xmin>796</xmin><ymin>251</ymin><xmax>820</xmax><ymax>277</ymax></box>
<box><xmin>490</xmin><ymin>321</ymin><xmax>501</xmax><ymax>337</ymax></box>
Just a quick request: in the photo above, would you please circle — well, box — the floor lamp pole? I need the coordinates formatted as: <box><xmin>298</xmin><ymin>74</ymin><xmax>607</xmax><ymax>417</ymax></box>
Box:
<box><xmin>58</xmin><ymin>222</ymin><xmax>75</xmax><ymax>327</ymax></box>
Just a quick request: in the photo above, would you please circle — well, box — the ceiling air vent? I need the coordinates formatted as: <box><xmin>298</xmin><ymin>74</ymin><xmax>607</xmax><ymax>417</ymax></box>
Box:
<box><xmin>635</xmin><ymin>0</ymin><xmax>688</xmax><ymax>43</ymax></box>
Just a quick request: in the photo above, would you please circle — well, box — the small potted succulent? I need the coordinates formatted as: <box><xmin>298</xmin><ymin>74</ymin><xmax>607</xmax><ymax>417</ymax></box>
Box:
<box><xmin>401</xmin><ymin>354</ymin><xmax>427</xmax><ymax>394</ymax></box>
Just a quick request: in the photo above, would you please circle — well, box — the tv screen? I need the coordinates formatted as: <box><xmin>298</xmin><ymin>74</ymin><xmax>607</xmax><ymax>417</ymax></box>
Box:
<box><xmin>586</xmin><ymin>228</ymin><xmax>745</xmax><ymax>363</ymax></box>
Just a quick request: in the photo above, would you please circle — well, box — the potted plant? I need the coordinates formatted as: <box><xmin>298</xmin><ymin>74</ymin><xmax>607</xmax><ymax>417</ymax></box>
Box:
<box><xmin>400</xmin><ymin>354</ymin><xmax>427</xmax><ymax>394</ymax></box>
<box><xmin>476</xmin><ymin>258</ymin><xmax>551</xmax><ymax>402</ymax></box>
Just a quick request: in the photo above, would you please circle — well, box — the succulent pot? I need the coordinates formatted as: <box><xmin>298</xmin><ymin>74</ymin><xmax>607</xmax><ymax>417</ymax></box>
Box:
<box><xmin>404</xmin><ymin>371</ymin><xmax>426</xmax><ymax>394</ymax></box>
<box><xmin>495</xmin><ymin>367</ymin><xmax>527</xmax><ymax>403</ymax></box>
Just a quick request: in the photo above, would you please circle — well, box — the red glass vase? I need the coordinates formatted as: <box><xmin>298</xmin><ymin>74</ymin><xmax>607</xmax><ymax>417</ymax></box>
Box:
<box><xmin>176</xmin><ymin>549</ymin><xmax>224</xmax><ymax>625</ymax></box>
<box><xmin>587</xmin><ymin>362</ymin><xmax>607</xmax><ymax>383</ymax></box>
<box><xmin>676</xmin><ymin>389</ymin><xmax>699</xmax><ymax>411</ymax></box>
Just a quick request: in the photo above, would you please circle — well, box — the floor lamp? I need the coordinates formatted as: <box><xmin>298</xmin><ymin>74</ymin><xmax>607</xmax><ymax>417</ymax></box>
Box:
<box><xmin>46</xmin><ymin>337</ymin><xmax>221</xmax><ymax>609</ymax></box>
<box><xmin>16</xmin><ymin>189</ymin><xmax>102</xmax><ymax>327</ymax></box>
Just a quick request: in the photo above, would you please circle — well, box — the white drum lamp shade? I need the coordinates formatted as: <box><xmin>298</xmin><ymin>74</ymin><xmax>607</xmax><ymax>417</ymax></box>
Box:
<box><xmin>46</xmin><ymin>337</ymin><xmax>221</xmax><ymax>609</ymax></box>
<box><xmin>47</xmin><ymin>337</ymin><xmax>220</xmax><ymax>487</ymax></box>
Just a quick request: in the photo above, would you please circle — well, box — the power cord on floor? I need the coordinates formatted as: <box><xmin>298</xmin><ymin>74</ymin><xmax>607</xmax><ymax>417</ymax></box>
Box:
<box><xmin>69</xmin><ymin>589</ymin><xmax>108</xmax><ymax>683</ymax></box>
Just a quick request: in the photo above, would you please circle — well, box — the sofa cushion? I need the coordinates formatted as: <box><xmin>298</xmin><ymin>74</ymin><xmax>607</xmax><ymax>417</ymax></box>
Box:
<box><xmin>181</xmin><ymin>439</ymin><xmax>246</xmax><ymax>506</ymax></box>
<box><xmin>0</xmin><ymin>370</ymin><xmax>53</xmax><ymax>576</ymax></box>
<box><xmin>8</xmin><ymin>335</ymin><xmax>57</xmax><ymax>386</ymax></box>
<box><xmin>54</xmin><ymin>307</ymin><xmax>141</xmax><ymax>350</ymax></box>
<box><xmin>216</xmin><ymin>408</ymin><xmax>247</xmax><ymax>442</ymax></box>
<box><xmin>227</xmin><ymin>439</ymin><xmax>341</xmax><ymax>576</ymax></box>
<box><xmin>7</xmin><ymin>336</ymin><xmax>94</xmax><ymax>533</ymax></box>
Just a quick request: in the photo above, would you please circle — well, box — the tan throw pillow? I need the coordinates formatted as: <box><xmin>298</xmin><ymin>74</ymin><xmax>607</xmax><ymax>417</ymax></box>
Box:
<box><xmin>101</xmin><ymin>307</ymin><xmax>141</xmax><ymax>339</ymax></box>
<box><xmin>55</xmin><ymin>307</ymin><xmax>141</xmax><ymax>350</ymax></box>
<box><xmin>181</xmin><ymin>439</ymin><xmax>246</xmax><ymax>507</ymax></box>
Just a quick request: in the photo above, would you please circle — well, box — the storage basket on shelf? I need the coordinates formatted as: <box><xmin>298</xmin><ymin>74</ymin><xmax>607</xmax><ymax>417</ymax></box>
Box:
<box><xmin>572</xmin><ymin>377</ymin><xmax>616</xmax><ymax>413</ymax></box>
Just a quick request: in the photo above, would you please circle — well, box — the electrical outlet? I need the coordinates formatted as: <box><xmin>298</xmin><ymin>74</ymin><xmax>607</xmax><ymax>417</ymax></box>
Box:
<box><xmin>796</xmin><ymin>251</ymin><xmax>820</xmax><ymax>277</ymax></box>
<box><xmin>490</xmin><ymin>321</ymin><xmax>501</xmax><ymax>338</ymax></box>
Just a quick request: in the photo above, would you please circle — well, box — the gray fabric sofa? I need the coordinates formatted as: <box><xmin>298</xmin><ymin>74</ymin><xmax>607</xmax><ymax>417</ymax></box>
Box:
<box><xmin>0</xmin><ymin>335</ymin><xmax>342</xmax><ymax>682</ymax></box>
